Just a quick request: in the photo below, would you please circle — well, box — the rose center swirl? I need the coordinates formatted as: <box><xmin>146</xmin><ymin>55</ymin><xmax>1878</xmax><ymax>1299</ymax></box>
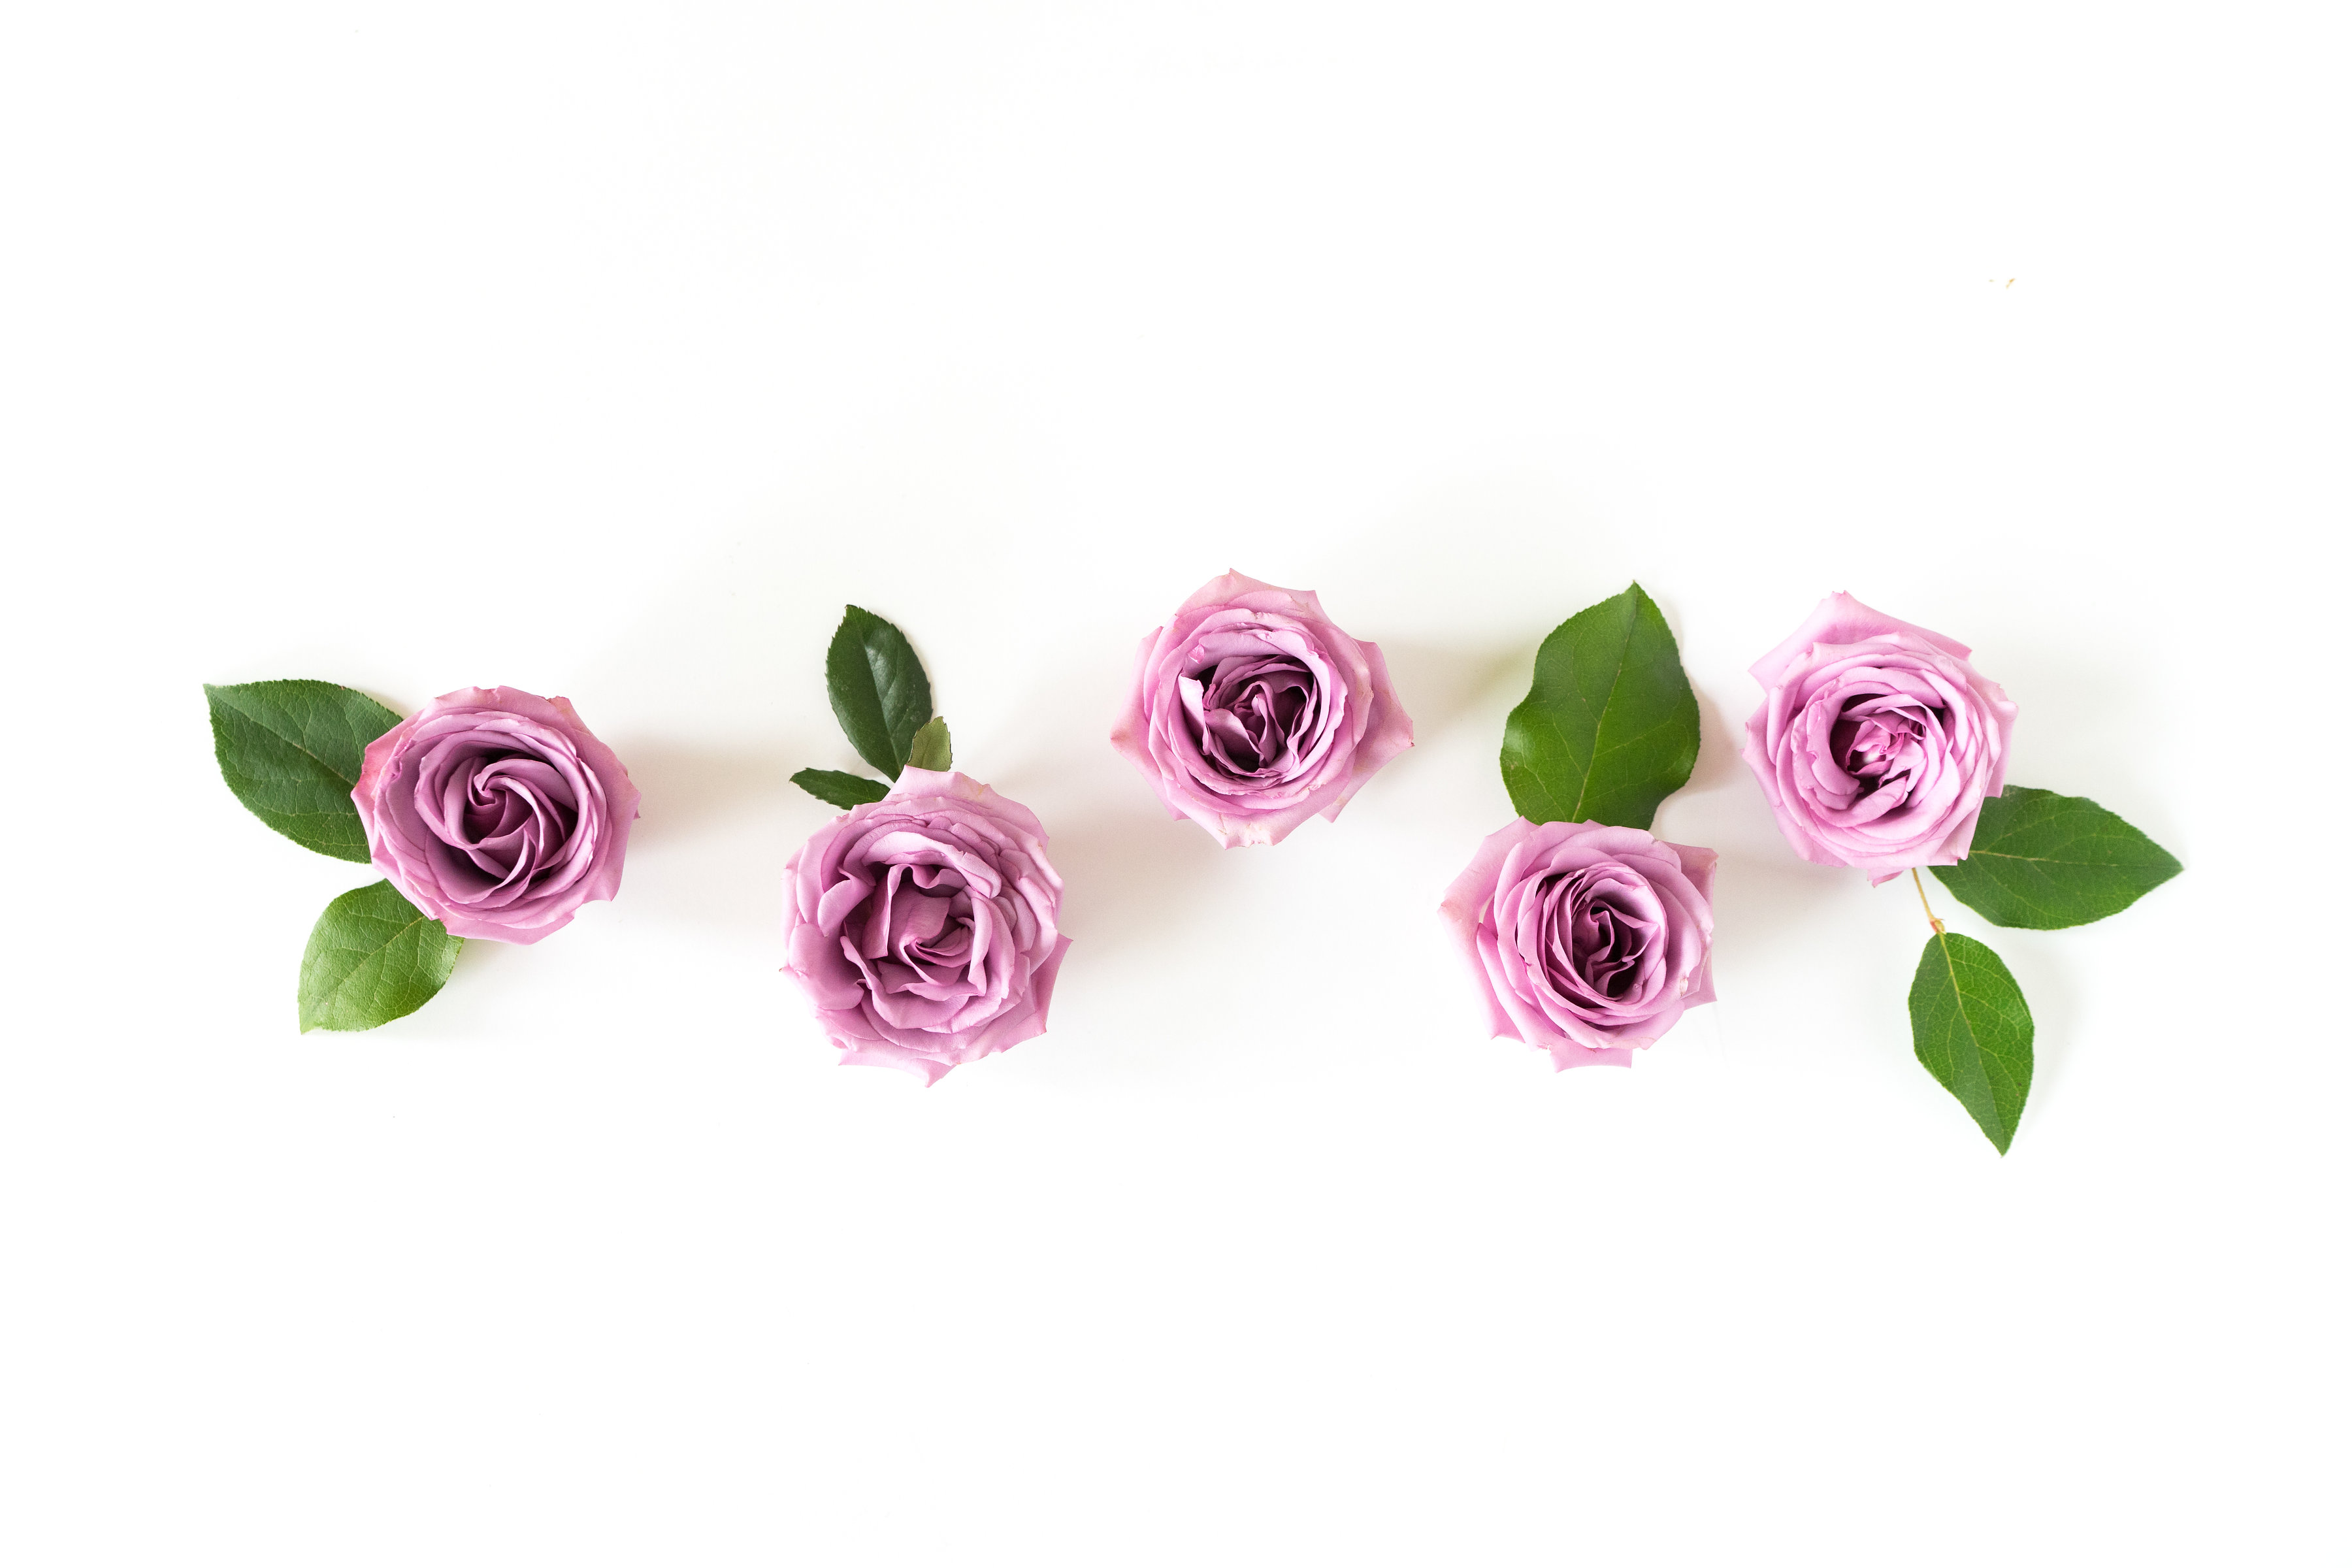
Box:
<box><xmin>1535</xmin><ymin>866</ymin><xmax>1661</xmax><ymax>1005</ymax></box>
<box><xmin>1188</xmin><ymin>654</ymin><xmax>1322</xmax><ymax>779</ymax></box>
<box><xmin>1829</xmin><ymin>694</ymin><xmax>1942</xmax><ymax>800</ymax></box>
<box><xmin>431</xmin><ymin>748</ymin><xmax>580</xmax><ymax>882</ymax></box>
<box><xmin>855</xmin><ymin>862</ymin><xmax>983</xmax><ymax>993</ymax></box>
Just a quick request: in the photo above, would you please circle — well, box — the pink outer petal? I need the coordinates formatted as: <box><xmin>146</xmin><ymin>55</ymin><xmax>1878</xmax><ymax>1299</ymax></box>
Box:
<box><xmin>1747</xmin><ymin>591</ymin><xmax>1972</xmax><ymax>687</ymax></box>
<box><xmin>1672</xmin><ymin>840</ymin><xmax>1720</xmax><ymax>1006</ymax></box>
<box><xmin>1439</xmin><ymin>819</ymin><xmax>1539</xmax><ymax>1039</ymax></box>
<box><xmin>879</xmin><ymin>765</ymin><xmax>1052</xmax><ymax>829</ymax></box>
<box><xmin>1110</xmin><ymin>629</ymin><xmax>1188</xmax><ymax>824</ymax></box>
<box><xmin>1546</xmin><ymin>1042</ymin><xmax>1636</xmax><ymax>1071</ymax></box>
<box><xmin>1742</xmin><ymin>700</ymin><xmax>1866</xmax><ymax>872</ymax></box>
<box><xmin>836</xmin><ymin>1044</ymin><xmax>957</xmax><ymax>1086</ymax></box>
<box><xmin>1173</xmin><ymin>569</ymin><xmax>1327</xmax><ymax>621</ymax></box>
<box><xmin>1316</xmin><ymin>635</ymin><xmax>1415</xmax><ymax>825</ymax></box>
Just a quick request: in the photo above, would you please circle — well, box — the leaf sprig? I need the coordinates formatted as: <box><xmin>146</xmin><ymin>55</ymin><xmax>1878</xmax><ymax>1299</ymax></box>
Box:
<box><xmin>206</xmin><ymin>679</ymin><xmax>463</xmax><ymax>1032</ymax></box>
<box><xmin>792</xmin><ymin>606</ymin><xmax>951</xmax><ymax>809</ymax></box>
<box><xmin>1906</xmin><ymin>789</ymin><xmax>2178</xmax><ymax>1152</ymax></box>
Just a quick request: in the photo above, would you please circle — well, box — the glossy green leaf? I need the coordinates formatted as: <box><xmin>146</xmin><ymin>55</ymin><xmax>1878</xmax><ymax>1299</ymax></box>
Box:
<box><xmin>1499</xmin><ymin>583</ymin><xmax>1700</xmax><ymax>830</ymax></box>
<box><xmin>1908</xmin><ymin>931</ymin><xmax>2034</xmax><ymax>1154</ymax></box>
<box><xmin>297</xmin><ymin>880</ymin><xmax>463</xmax><ymax>1032</ymax></box>
<box><xmin>825</xmin><ymin>606</ymin><xmax>932</xmax><ymax>777</ymax></box>
<box><xmin>1932</xmin><ymin>787</ymin><xmax>2181</xmax><ymax>930</ymax></box>
<box><xmin>792</xmin><ymin>768</ymin><xmax>891</xmax><ymax>809</ymax></box>
<box><xmin>907</xmin><ymin>716</ymin><xmax>952</xmax><ymax>772</ymax></box>
<box><xmin>206</xmin><ymin>679</ymin><xmax>402</xmax><ymax>862</ymax></box>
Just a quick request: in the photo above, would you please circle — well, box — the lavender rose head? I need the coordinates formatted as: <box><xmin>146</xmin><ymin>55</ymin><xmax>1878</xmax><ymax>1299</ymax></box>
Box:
<box><xmin>1440</xmin><ymin>819</ymin><xmax>1716</xmax><ymax>1070</ymax></box>
<box><xmin>353</xmin><ymin>687</ymin><xmax>638</xmax><ymax>944</ymax></box>
<box><xmin>1111</xmin><ymin>570</ymin><xmax>1413</xmax><ymax>847</ymax></box>
<box><xmin>1742</xmin><ymin>593</ymin><xmax>2017</xmax><ymax>882</ymax></box>
<box><xmin>784</xmin><ymin>769</ymin><xmax>1072</xmax><ymax>1085</ymax></box>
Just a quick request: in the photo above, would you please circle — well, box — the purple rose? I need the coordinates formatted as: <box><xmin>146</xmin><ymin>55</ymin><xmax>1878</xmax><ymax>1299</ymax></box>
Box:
<box><xmin>783</xmin><ymin>769</ymin><xmax>1072</xmax><ymax>1085</ymax></box>
<box><xmin>1440</xmin><ymin>819</ymin><xmax>1716</xmax><ymax>1069</ymax></box>
<box><xmin>354</xmin><ymin>686</ymin><xmax>639</xmax><ymax>943</ymax></box>
<box><xmin>1742</xmin><ymin>593</ymin><xmax>2017</xmax><ymax>881</ymax></box>
<box><xmin>1111</xmin><ymin>570</ymin><xmax>1414</xmax><ymax>847</ymax></box>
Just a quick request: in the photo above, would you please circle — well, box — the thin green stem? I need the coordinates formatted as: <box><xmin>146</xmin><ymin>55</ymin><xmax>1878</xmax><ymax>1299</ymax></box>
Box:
<box><xmin>1910</xmin><ymin>867</ymin><xmax>1946</xmax><ymax>936</ymax></box>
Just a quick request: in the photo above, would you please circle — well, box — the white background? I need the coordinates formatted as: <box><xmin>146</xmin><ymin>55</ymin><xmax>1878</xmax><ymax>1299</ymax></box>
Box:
<box><xmin>4</xmin><ymin>4</ymin><xmax>2345</xmax><ymax>1563</ymax></box>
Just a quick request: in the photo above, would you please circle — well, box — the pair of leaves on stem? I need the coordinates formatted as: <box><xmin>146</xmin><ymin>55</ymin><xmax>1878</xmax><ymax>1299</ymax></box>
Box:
<box><xmin>792</xmin><ymin>606</ymin><xmax>951</xmax><ymax>809</ymax></box>
<box><xmin>1906</xmin><ymin>789</ymin><xmax>2181</xmax><ymax>1153</ymax></box>
<box><xmin>205</xmin><ymin>680</ymin><xmax>463</xmax><ymax>1033</ymax></box>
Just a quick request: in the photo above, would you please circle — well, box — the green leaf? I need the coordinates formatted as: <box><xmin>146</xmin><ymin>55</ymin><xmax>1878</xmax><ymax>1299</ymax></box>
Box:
<box><xmin>297</xmin><ymin>880</ymin><xmax>463</xmax><ymax>1032</ymax></box>
<box><xmin>1908</xmin><ymin>931</ymin><xmax>2034</xmax><ymax>1154</ymax></box>
<box><xmin>1499</xmin><ymin>583</ymin><xmax>1701</xmax><ymax>830</ymax></box>
<box><xmin>825</xmin><ymin>606</ymin><xmax>933</xmax><ymax>777</ymax></box>
<box><xmin>792</xmin><ymin>768</ymin><xmax>891</xmax><ymax>809</ymax></box>
<box><xmin>1931</xmin><ymin>787</ymin><xmax>2181</xmax><ymax>930</ymax></box>
<box><xmin>906</xmin><ymin>716</ymin><xmax>952</xmax><ymax>772</ymax></box>
<box><xmin>205</xmin><ymin>679</ymin><xmax>403</xmax><ymax>862</ymax></box>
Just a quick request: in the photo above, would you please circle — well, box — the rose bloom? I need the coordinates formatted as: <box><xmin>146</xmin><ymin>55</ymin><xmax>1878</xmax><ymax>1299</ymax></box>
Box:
<box><xmin>1742</xmin><ymin>593</ymin><xmax>2017</xmax><ymax>881</ymax></box>
<box><xmin>784</xmin><ymin>769</ymin><xmax>1071</xmax><ymax>1085</ymax></box>
<box><xmin>1440</xmin><ymin>819</ymin><xmax>1716</xmax><ymax>1069</ymax></box>
<box><xmin>355</xmin><ymin>686</ymin><xmax>638</xmax><ymax>943</ymax></box>
<box><xmin>1111</xmin><ymin>570</ymin><xmax>1413</xmax><ymax>847</ymax></box>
